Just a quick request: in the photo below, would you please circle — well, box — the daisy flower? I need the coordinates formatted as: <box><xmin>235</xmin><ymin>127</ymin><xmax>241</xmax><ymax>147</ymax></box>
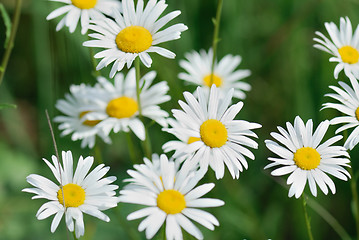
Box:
<box><xmin>83</xmin><ymin>0</ymin><xmax>188</xmax><ymax>78</ymax></box>
<box><xmin>322</xmin><ymin>75</ymin><xmax>359</xmax><ymax>150</ymax></box>
<box><xmin>129</xmin><ymin>153</ymin><xmax>181</xmax><ymax>179</ymax></box>
<box><xmin>54</xmin><ymin>84</ymin><xmax>111</xmax><ymax>149</ymax></box>
<box><xmin>264</xmin><ymin>116</ymin><xmax>351</xmax><ymax>198</ymax></box>
<box><xmin>178</xmin><ymin>49</ymin><xmax>251</xmax><ymax>100</ymax></box>
<box><xmin>314</xmin><ymin>16</ymin><xmax>359</xmax><ymax>79</ymax></box>
<box><xmin>163</xmin><ymin>85</ymin><xmax>261</xmax><ymax>179</ymax></box>
<box><xmin>23</xmin><ymin>151</ymin><xmax>119</xmax><ymax>238</ymax></box>
<box><xmin>84</xmin><ymin>68</ymin><xmax>170</xmax><ymax>140</ymax></box>
<box><xmin>119</xmin><ymin>154</ymin><xmax>224</xmax><ymax>240</ymax></box>
<box><xmin>46</xmin><ymin>0</ymin><xmax>121</xmax><ymax>34</ymax></box>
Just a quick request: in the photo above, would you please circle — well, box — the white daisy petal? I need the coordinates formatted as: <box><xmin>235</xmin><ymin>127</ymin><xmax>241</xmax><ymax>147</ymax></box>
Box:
<box><xmin>163</xmin><ymin>86</ymin><xmax>261</xmax><ymax>179</ymax></box>
<box><xmin>178</xmin><ymin>49</ymin><xmax>251</xmax><ymax>100</ymax></box>
<box><xmin>323</xmin><ymin>75</ymin><xmax>359</xmax><ymax>150</ymax></box>
<box><xmin>46</xmin><ymin>0</ymin><xmax>121</xmax><ymax>35</ymax></box>
<box><xmin>265</xmin><ymin>116</ymin><xmax>350</xmax><ymax>198</ymax></box>
<box><xmin>84</xmin><ymin>0</ymin><xmax>187</xmax><ymax>77</ymax></box>
<box><xmin>119</xmin><ymin>154</ymin><xmax>224</xmax><ymax>240</ymax></box>
<box><xmin>314</xmin><ymin>17</ymin><xmax>359</xmax><ymax>79</ymax></box>
<box><xmin>23</xmin><ymin>151</ymin><xmax>118</xmax><ymax>238</ymax></box>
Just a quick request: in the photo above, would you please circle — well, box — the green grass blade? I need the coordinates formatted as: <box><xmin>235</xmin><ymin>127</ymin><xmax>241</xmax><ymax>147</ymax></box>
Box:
<box><xmin>0</xmin><ymin>103</ymin><xmax>16</xmax><ymax>110</ymax></box>
<box><xmin>0</xmin><ymin>3</ymin><xmax>12</xmax><ymax>48</ymax></box>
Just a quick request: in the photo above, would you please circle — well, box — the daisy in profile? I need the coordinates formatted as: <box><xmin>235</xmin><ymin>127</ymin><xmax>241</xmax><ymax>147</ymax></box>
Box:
<box><xmin>54</xmin><ymin>84</ymin><xmax>111</xmax><ymax>149</ymax></box>
<box><xmin>163</xmin><ymin>85</ymin><xmax>261</xmax><ymax>179</ymax></box>
<box><xmin>46</xmin><ymin>0</ymin><xmax>121</xmax><ymax>34</ymax></box>
<box><xmin>119</xmin><ymin>154</ymin><xmax>224</xmax><ymax>240</ymax></box>
<box><xmin>23</xmin><ymin>151</ymin><xmax>119</xmax><ymax>238</ymax></box>
<box><xmin>85</xmin><ymin>68</ymin><xmax>170</xmax><ymax>140</ymax></box>
<box><xmin>314</xmin><ymin>17</ymin><xmax>359</xmax><ymax>79</ymax></box>
<box><xmin>322</xmin><ymin>75</ymin><xmax>359</xmax><ymax>150</ymax></box>
<box><xmin>83</xmin><ymin>0</ymin><xmax>188</xmax><ymax>78</ymax></box>
<box><xmin>179</xmin><ymin>49</ymin><xmax>251</xmax><ymax>99</ymax></box>
<box><xmin>265</xmin><ymin>116</ymin><xmax>351</xmax><ymax>198</ymax></box>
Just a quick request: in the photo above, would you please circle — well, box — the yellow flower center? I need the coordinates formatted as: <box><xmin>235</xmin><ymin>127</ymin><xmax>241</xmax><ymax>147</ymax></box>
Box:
<box><xmin>338</xmin><ymin>46</ymin><xmax>359</xmax><ymax>64</ymax></box>
<box><xmin>116</xmin><ymin>26</ymin><xmax>153</xmax><ymax>53</ymax></box>
<box><xmin>157</xmin><ymin>190</ymin><xmax>186</xmax><ymax>214</ymax></box>
<box><xmin>187</xmin><ymin>136</ymin><xmax>200</xmax><ymax>144</ymax></box>
<box><xmin>293</xmin><ymin>147</ymin><xmax>321</xmax><ymax>170</ymax></box>
<box><xmin>71</xmin><ymin>0</ymin><xmax>97</xmax><ymax>9</ymax></box>
<box><xmin>203</xmin><ymin>74</ymin><xmax>223</xmax><ymax>87</ymax></box>
<box><xmin>79</xmin><ymin>111</ymin><xmax>101</xmax><ymax>126</ymax></box>
<box><xmin>356</xmin><ymin>107</ymin><xmax>359</xmax><ymax>121</ymax></box>
<box><xmin>106</xmin><ymin>96</ymin><xmax>138</xmax><ymax>119</ymax></box>
<box><xmin>57</xmin><ymin>183</ymin><xmax>86</xmax><ymax>208</ymax></box>
<box><xmin>200</xmin><ymin>119</ymin><xmax>228</xmax><ymax>148</ymax></box>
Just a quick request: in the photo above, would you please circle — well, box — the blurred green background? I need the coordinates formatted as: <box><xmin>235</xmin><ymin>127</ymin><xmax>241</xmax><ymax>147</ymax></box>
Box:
<box><xmin>1</xmin><ymin>0</ymin><xmax>359</xmax><ymax>239</ymax></box>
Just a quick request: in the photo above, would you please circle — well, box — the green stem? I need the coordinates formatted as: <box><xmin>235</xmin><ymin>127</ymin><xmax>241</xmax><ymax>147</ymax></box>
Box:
<box><xmin>302</xmin><ymin>195</ymin><xmax>314</xmax><ymax>240</ymax></box>
<box><xmin>209</xmin><ymin>0</ymin><xmax>223</xmax><ymax>86</ymax></box>
<box><xmin>306</xmin><ymin>195</ymin><xmax>351</xmax><ymax>240</ymax></box>
<box><xmin>134</xmin><ymin>57</ymin><xmax>152</xmax><ymax>159</ymax></box>
<box><xmin>135</xmin><ymin>57</ymin><xmax>143</xmax><ymax>116</ymax></box>
<box><xmin>87</xmin><ymin>34</ymin><xmax>100</xmax><ymax>78</ymax></box>
<box><xmin>349</xmin><ymin>166</ymin><xmax>359</xmax><ymax>240</ymax></box>
<box><xmin>115</xmin><ymin>205</ymin><xmax>141</xmax><ymax>240</ymax></box>
<box><xmin>268</xmin><ymin>172</ymin><xmax>350</xmax><ymax>239</ymax></box>
<box><xmin>93</xmin><ymin>142</ymin><xmax>103</xmax><ymax>164</ymax></box>
<box><xmin>72</xmin><ymin>231</ymin><xmax>79</xmax><ymax>240</ymax></box>
<box><xmin>161</xmin><ymin>223</ymin><xmax>166</xmax><ymax>240</ymax></box>
<box><xmin>0</xmin><ymin>0</ymin><xmax>23</xmax><ymax>87</ymax></box>
<box><xmin>343</xmin><ymin>129</ymin><xmax>359</xmax><ymax>240</ymax></box>
<box><xmin>126</xmin><ymin>132</ymin><xmax>139</xmax><ymax>164</ymax></box>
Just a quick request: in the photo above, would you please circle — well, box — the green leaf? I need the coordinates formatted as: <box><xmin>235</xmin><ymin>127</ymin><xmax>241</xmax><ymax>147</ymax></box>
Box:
<box><xmin>0</xmin><ymin>103</ymin><xmax>17</xmax><ymax>109</ymax></box>
<box><xmin>0</xmin><ymin>3</ymin><xmax>12</xmax><ymax>48</ymax></box>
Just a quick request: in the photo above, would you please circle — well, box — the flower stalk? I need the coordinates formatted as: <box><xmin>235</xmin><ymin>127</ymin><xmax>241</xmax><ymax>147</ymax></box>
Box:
<box><xmin>302</xmin><ymin>195</ymin><xmax>314</xmax><ymax>240</ymax></box>
<box><xmin>210</xmin><ymin>0</ymin><xmax>224</xmax><ymax>86</ymax></box>
<box><xmin>134</xmin><ymin>57</ymin><xmax>152</xmax><ymax>159</ymax></box>
<box><xmin>0</xmin><ymin>0</ymin><xmax>23</xmax><ymax>87</ymax></box>
<box><xmin>87</xmin><ymin>34</ymin><xmax>101</xmax><ymax>78</ymax></box>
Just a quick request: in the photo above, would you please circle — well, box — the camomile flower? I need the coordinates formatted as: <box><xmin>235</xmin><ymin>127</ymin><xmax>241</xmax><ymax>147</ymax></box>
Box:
<box><xmin>126</xmin><ymin>154</ymin><xmax>181</xmax><ymax>181</ymax></box>
<box><xmin>314</xmin><ymin>16</ymin><xmax>359</xmax><ymax>79</ymax></box>
<box><xmin>178</xmin><ymin>49</ymin><xmax>251</xmax><ymax>100</ymax></box>
<box><xmin>54</xmin><ymin>84</ymin><xmax>111</xmax><ymax>149</ymax></box>
<box><xmin>119</xmin><ymin>154</ymin><xmax>224</xmax><ymax>240</ymax></box>
<box><xmin>46</xmin><ymin>0</ymin><xmax>122</xmax><ymax>34</ymax></box>
<box><xmin>163</xmin><ymin>85</ymin><xmax>261</xmax><ymax>179</ymax></box>
<box><xmin>23</xmin><ymin>151</ymin><xmax>119</xmax><ymax>238</ymax></box>
<box><xmin>84</xmin><ymin>68</ymin><xmax>170</xmax><ymax>140</ymax></box>
<box><xmin>83</xmin><ymin>0</ymin><xmax>188</xmax><ymax>78</ymax></box>
<box><xmin>265</xmin><ymin>116</ymin><xmax>350</xmax><ymax>198</ymax></box>
<box><xmin>322</xmin><ymin>75</ymin><xmax>359</xmax><ymax>150</ymax></box>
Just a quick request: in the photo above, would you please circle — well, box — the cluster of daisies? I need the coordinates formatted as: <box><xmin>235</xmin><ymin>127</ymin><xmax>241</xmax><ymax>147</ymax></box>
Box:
<box><xmin>23</xmin><ymin>0</ymin><xmax>359</xmax><ymax>238</ymax></box>
<box><xmin>265</xmin><ymin>16</ymin><xmax>359</xmax><ymax>199</ymax></box>
<box><xmin>24</xmin><ymin>0</ymin><xmax>261</xmax><ymax>239</ymax></box>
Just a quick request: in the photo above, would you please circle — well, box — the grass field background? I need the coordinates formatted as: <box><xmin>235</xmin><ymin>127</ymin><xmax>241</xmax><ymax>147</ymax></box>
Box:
<box><xmin>0</xmin><ymin>0</ymin><xmax>358</xmax><ymax>239</ymax></box>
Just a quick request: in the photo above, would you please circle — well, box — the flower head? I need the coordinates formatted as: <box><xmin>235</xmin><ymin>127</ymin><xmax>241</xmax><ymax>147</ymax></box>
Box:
<box><xmin>23</xmin><ymin>151</ymin><xmax>118</xmax><ymax>238</ymax></box>
<box><xmin>322</xmin><ymin>75</ymin><xmax>359</xmax><ymax>150</ymax></box>
<box><xmin>265</xmin><ymin>116</ymin><xmax>350</xmax><ymax>198</ymax></box>
<box><xmin>46</xmin><ymin>0</ymin><xmax>121</xmax><ymax>34</ymax></box>
<box><xmin>84</xmin><ymin>68</ymin><xmax>170</xmax><ymax>140</ymax></box>
<box><xmin>179</xmin><ymin>49</ymin><xmax>251</xmax><ymax>100</ymax></box>
<box><xmin>54</xmin><ymin>84</ymin><xmax>111</xmax><ymax>148</ymax></box>
<box><xmin>314</xmin><ymin>17</ymin><xmax>359</xmax><ymax>79</ymax></box>
<box><xmin>163</xmin><ymin>86</ymin><xmax>261</xmax><ymax>179</ymax></box>
<box><xmin>119</xmin><ymin>154</ymin><xmax>224</xmax><ymax>240</ymax></box>
<box><xmin>83</xmin><ymin>0</ymin><xmax>188</xmax><ymax>77</ymax></box>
